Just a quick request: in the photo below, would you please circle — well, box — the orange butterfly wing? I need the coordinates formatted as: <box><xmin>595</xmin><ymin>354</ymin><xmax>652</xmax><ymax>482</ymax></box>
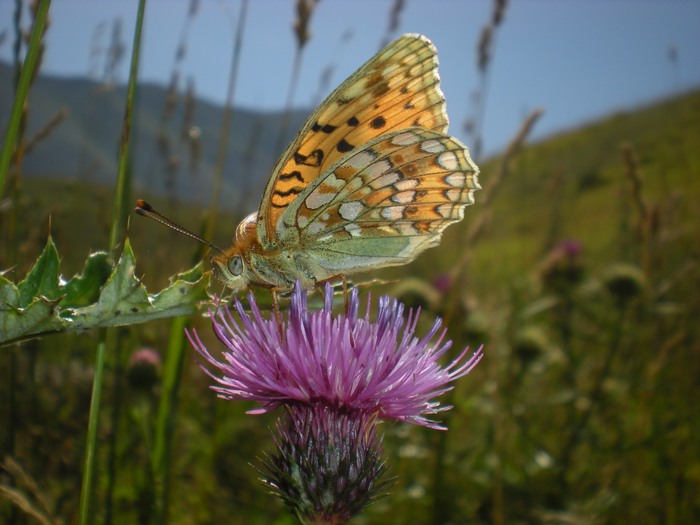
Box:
<box><xmin>257</xmin><ymin>34</ymin><xmax>449</xmax><ymax>248</ymax></box>
<box><xmin>275</xmin><ymin>128</ymin><xmax>479</xmax><ymax>273</ymax></box>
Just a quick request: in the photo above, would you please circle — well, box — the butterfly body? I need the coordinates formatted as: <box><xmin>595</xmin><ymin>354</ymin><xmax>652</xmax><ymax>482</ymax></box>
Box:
<box><xmin>211</xmin><ymin>216</ymin><xmax>344</xmax><ymax>292</ymax></box>
<box><xmin>213</xmin><ymin>34</ymin><xmax>480</xmax><ymax>293</ymax></box>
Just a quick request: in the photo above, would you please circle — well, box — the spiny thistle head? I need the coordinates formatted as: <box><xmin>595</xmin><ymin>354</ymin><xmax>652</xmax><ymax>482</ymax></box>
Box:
<box><xmin>187</xmin><ymin>283</ymin><xmax>483</xmax><ymax>523</ymax></box>
<box><xmin>260</xmin><ymin>404</ymin><xmax>391</xmax><ymax>524</ymax></box>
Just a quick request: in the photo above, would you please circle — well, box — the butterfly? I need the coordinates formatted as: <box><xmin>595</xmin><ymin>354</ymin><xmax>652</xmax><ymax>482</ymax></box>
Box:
<box><xmin>138</xmin><ymin>34</ymin><xmax>479</xmax><ymax>295</ymax></box>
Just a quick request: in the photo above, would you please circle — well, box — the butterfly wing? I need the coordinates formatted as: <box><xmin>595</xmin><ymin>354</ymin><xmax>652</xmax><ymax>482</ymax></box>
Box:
<box><xmin>276</xmin><ymin>128</ymin><xmax>479</xmax><ymax>273</ymax></box>
<box><xmin>258</xmin><ymin>34</ymin><xmax>449</xmax><ymax>247</ymax></box>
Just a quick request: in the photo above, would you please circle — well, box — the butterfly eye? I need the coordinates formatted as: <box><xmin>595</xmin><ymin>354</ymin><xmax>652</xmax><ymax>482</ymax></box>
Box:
<box><xmin>227</xmin><ymin>256</ymin><xmax>243</xmax><ymax>276</ymax></box>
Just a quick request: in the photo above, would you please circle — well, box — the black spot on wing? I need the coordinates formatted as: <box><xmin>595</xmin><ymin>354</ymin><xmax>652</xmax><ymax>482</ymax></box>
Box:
<box><xmin>370</xmin><ymin>116</ymin><xmax>386</xmax><ymax>129</ymax></box>
<box><xmin>337</xmin><ymin>139</ymin><xmax>354</xmax><ymax>153</ymax></box>
<box><xmin>311</xmin><ymin>121</ymin><xmax>337</xmax><ymax>134</ymax></box>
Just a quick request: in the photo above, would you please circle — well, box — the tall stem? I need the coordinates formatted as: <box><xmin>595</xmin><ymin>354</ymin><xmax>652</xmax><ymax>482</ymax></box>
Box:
<box><xmin>79</xmin><ymin>2</ymin><xmax>147</xmax><ymax>523</ymax></box>
<box><xmin>78</xmin><ymin>336</ymin><xmax>107</xmax><ymax>525</ymax></box>
<box><xmin>0</xmin><ymin>0</ymin><xmax>51</xmax><ymax>196</ymax></box>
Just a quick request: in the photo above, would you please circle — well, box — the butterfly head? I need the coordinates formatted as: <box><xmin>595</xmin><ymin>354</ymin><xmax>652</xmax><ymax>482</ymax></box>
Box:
<box><xmin>210</xmin><ymin>212</ymin><xmax>261</xmax><ymax>292</ymax></box>
<box><xmin>210</xmin><ymin>248</ymin><xmax>250</xmax><ymax>292</ymax></box>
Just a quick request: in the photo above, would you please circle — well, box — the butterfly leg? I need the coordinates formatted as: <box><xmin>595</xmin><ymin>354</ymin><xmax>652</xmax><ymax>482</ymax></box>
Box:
<box><xmin>270</xmin><ymin>288</ymin><xmax>284</xmax><ymax>338</ymax></box>
<box><xmin>340</xmin><ymin>275</ymin><xmax>356</xmax><ymax>346</ymax></box>
<box><xmin>341</xmin><ymin>274</ymin><xmax>349</xmax><ymax>314</ymax></box>
<box><xmin>313</xmin><ymin>275</ymin><xmax>350</xmax><ymax>313</ymax></box>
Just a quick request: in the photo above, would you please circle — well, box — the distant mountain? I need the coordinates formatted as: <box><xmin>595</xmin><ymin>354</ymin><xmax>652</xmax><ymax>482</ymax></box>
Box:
<box><xmin>0</xmin><ymin>62</ymin><xmax>310</xmax><ymax>210</ymax></box>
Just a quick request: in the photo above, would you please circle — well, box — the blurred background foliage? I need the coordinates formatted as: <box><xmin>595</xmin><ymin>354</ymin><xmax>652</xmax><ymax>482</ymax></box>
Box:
<box><xmin>1</xmin><ymin>0</ymin><xmax>699</xmax><ymax>524</ymax></box>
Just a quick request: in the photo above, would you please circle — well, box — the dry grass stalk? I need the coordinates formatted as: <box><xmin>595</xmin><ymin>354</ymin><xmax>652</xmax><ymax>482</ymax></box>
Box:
<box><xmin>293</xmin><ymin>0</ymin><xmax>319</xmax><ymax>50</ymax></box>
<box><xmin>275</xmin><ymin>0</ymin><xmax>320</xmax><ymax>155</ymax></box>
<box><xmin>380</xmin><ymin>0</ymin><xmax>406</xmax><ymax>48</ymax></box>
<box><xmin>1</xmin><ymin>457</ymin><xmax>61</xmax><ymax>525</ymax></box>
<box><xmin>182</xmin><ymin>79</ymin><xmax>196</xmax><ymax>139</ymax></box>
<box><xmin>621</xmin><ymin>143</ymin><xmax>649</xmax><ymax>223</ymax></box>
<box><xmin>473</xmin><ymin>109</ymin><xmax>543</xmax><ymax>217</ymax></box>
<box><xmin>492</xmin><ymin>0</ymin><xmax>508</xmax><ymax>26</ymax></box>
<box><xmin>477</xmin><ymin>25</ymin><xmax>492</xmax><ymax>74</ymax></box>
<box><xmin>23</xmin><ymin>108</ymin><xmax>68</xmax><ymax>157</ymax></box>
<box><xmin>465</xmin><ymin>0</ymin><xmax>511</xmax><ymax>160</ymax></box>
<box><xmin>621</xmin><ymin>142</ymin><xmax>657</xmax><ymax>274</ymax></box>
<box><xmin>204</xmin><ymin>0</ymin><xmax>249</xmax><ymax>240</ymax></box>
<box><xmin>439</xmin><ymin>109</ymin><xmax>543</xmax><ymax>330</ymax></box>
<box><xmin>103</xmin><ymin>19</ymin><xmax>124</xmax><ymax>86</ymax></box>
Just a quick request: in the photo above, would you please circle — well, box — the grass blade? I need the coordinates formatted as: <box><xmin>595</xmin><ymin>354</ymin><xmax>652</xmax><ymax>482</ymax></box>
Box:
<box><xmin>0</xmin><ymin>0</ymin><xmax>51</xmax><ymax>196</ymax></box>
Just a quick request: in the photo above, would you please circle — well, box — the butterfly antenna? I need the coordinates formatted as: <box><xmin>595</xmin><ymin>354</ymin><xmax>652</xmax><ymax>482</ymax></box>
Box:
<box><xmin>134</xmin><ymin>199</ymin><xmax>225</xmax><ymax>255</ymax></box>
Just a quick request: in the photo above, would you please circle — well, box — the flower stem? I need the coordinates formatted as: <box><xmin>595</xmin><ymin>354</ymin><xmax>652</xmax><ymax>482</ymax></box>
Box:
<box><xmin>79</xmin><ymin>2</ymin><xmax>146</xmax><ymax>523</ymax></box>
<box><xmin>559</xmin><ymin>302</ymin><xmax>628</xmax><ymax>476</ymax></box>
<box><xmin>78</xmin><ymin>335</ymin><xmax>107</xmax><ymax>525</ymax></box>
<box><xmin>153</xmin><ymin>316</ymin><xmax>188</xmax><ymax>525</ymax></box>
<box><xmin>109</xmin><ymin>0</ymin><xmax>147</xmax><ymax>250</ymax></box>
<box><xmin>205</xmin><ymin>0</ymin><xmax>248</xmax><ymax>238</ymax></box>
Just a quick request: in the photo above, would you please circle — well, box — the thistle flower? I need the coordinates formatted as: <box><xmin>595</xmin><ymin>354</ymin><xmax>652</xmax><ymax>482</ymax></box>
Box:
<box><xmin>602</xmin><ymin>262</ymin><xmax>647</xmax><ymax>303</ymax></box>
<box><xmin>126</xmin><ymin>347</ymin><xmax>161</xmax><ymax>391</ymax></box>
<box><xmin>262</xmin><ymin>404</ymin><xmax>391</xmax><ymax>524</ymax></box>
<box><xmin>539</xmin><ymin>239</ymin><xmax>584</xmax><ymax>290</ymax></box>
<box><xmin>189</xmin><ymin>283</ymin><xmax>482</xmax><ymax>430</ymax></box>
<box><xmin>187</xmin><ymin>283</ymin><xmax>482</xmax><ymax>522</ymax></box>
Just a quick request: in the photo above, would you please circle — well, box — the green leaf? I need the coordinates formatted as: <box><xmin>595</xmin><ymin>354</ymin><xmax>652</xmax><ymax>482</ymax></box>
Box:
<box><xmin>68</xmin><ymin>239</ymin><xmax>149</xmax><ymax>329</ymax></box>
<box><xmin>0</xmin><ymin>296</ymin><xmax>67</xmax><ymax>341</ymax></box>
<box><xmin>17</xmin><ymin>235</ymin><xmax>61</xmax><ymax>307</ymax></box>
<box><xmin>151</xmin><ymin>263</ymin><xmax>207</xmax><ymax>312</ymax></box>
<box><xmin>2</xmin><ymin>273</ymin><xmax>68</xmax><ymax>340</ymax></box>
<box><xmin>1</xmin><ymin>237</ymin><xmax>211</xmax><ymax>346</ymax></box>
<box><xmin>68</xmin><ymin>240</ymin><xmax>210</xmax><ymax>331</ymax></box>
<box><xmin>0</xmin><ymin>273</ymin><xmax>20</xmax><ymax>309</ymax></box>
<box><xmin>60</xmin><ymin>251</ymin><xmax>112</xmax><ymax>308</ymax></box>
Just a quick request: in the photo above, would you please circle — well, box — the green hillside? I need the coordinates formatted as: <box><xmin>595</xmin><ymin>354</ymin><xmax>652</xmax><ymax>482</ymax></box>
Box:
<box><xmin>471</xmin><ymin>89</ymin><xmax>700</xmax><ymax>290</ymax></box>
<box><xmin>0</xmin><ymin>61</ymin><xmax>310</xmax><ymax>210</ymax></box>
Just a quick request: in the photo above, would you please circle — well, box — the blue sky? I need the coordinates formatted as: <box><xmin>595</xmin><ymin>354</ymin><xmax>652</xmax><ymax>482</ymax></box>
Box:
<box><xmin>1</xmin><ymin>0</ymin><xmax>699</xmax><ymax>157</ymax></box>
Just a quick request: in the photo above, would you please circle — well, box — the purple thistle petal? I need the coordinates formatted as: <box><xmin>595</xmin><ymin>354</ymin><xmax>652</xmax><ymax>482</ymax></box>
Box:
<box><xmin>188</xmin><ymin>282</ymin><xmax>483</xmax><ymax>429</ymax></box>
